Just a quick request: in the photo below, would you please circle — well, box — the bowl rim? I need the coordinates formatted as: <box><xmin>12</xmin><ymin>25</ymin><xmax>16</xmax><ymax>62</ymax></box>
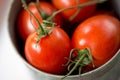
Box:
<box><xmin>7</xmin><ymin>0</ymin><xmax>120</xmax><ymax>78</ymax></box>
<box><xmin>23</xmin><ymin>49</ymin><xmax>120</xmax><ymax>78</ymax></box>
<box><xmin>7</xmin><ymin>31</ymin><xmax>120</xmax><ymax>78</ymax></box>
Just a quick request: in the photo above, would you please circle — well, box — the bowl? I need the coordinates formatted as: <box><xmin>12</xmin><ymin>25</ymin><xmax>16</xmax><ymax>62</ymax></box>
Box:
<box><xmin>8</xmin><ymin>0</ymin><xmax>120</xmax><ymax>80</ymax></box>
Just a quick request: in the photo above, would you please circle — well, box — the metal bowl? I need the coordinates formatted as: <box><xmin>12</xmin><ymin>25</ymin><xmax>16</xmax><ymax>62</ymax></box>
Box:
<box><xmin>8</xmin><ymin>0</ymin><xmax>120</xmax><ymax>80</ymax></box>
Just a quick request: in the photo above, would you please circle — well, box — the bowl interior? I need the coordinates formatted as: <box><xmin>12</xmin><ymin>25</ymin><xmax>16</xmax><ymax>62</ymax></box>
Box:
<box><xmin>8</xmin><ymin>0</ymin><xmax>120</xmax><ymax>80</ymax></box>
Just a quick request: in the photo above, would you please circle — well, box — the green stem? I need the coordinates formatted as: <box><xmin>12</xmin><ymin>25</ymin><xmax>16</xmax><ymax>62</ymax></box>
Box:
<box><xmin>47</xmin><ymin>0</ymin><xmax>107</xmax><ymax>21</ymax></box>
<box><xmin>69</xmin><ymin>0</ymin><xmax>80</xmax><ymax>21</ymax></box>
<box><xmin>36</xmin><ymin>0</ymin><xmax>42</xmax><ymax>18</ymax></box>
<box><xmin>63</xmin><ymin>49</ymin><xmax>77</xmax><ymax>66</ymax></box>
<box><xmin>61</xmin><ymin>48</ymin><xmax>94</xmax><ymax>80</ymax></box>
<box><xmin>61</xmin><ymin>53</ymin><xmax>87</xmax><ymax>80</ymax></box>
<box><xmin>30</xmin><ymin>15</ymin><xmax>37</xmax><ymax>31</ymax></box>
<box><xmin>21</xmin><ymin>0</ymin><xmax>45</xmax><ymax>35</ymax></box>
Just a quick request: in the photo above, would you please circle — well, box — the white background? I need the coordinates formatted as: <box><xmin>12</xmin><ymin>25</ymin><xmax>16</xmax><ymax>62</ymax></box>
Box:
<box><xmin>0</xmin><ymin>0</ymin><xmax>120</xmax><ymax>80</ymax></box>
<box><xmin>0</xmin><ymin>0</ymin><xmax>35</xmax><ymax>80</ymax></box>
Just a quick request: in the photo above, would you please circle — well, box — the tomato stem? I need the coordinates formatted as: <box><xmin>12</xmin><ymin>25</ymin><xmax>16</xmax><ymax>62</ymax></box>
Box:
<box><xmin>61</xmin><ymin>48</ymin><xmax>94</xmax><ymax>80</ymax></box>
<box><xmin>36</xmin><ymin>0</ymin><xmax>49</xmax><ymax>20</ymax></box>
<box><xmin>36</xmin><ymin>0</ymin><xmax>42</xmax><ymax>18</ymax></box>
<box><xmin>30</xmin><ymin>15</ymin><xmax>37</xmax><ymax>31</ymax></box>
<box><xmin>21</xmin><ymin>0</ymin><xmax>55</xmax><ymax>43</ymax></box>
<box><xmin>21</xmin><ymin>0</ymin><xmax>46</xmax><ymax>36</ymax></box>
<box><xmin>47</xmin><ymin>0</ymin><xmax>107</xmax><ymax>21</ymax></box>
<box><xmin>61</xmin><ymin>53</ymin><xmax>86</xmax><ymax>80</ymax></box>
<box><xmin>69</xmin><ymin>0</ymin><xmax>81</xmax><ymax>21</ymax></box>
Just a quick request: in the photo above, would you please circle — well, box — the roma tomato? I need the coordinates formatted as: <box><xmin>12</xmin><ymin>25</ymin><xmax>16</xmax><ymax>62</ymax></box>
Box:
<box><xmin>72</xmin><ymin>15</ymin><xmax>120</xmax><ymax>67</ymax></box>
<box><xmin>25</xmin><ymin>27</ymin><xmax>71</xmax><ymax>74</ymax></box>
<box><xmin>17</xmin><ymin>3</ymin><xmax>42</xmax><ymax>41</ymax></box>
<box><xmin>52</xmin><ymin>0</ymin><xmax>96</xmax><ymax>23</ymax></box>
<box><xmin>17</xmin><ymin>1</ymin><xmax>62</xmax><ymax>41</ymax></box>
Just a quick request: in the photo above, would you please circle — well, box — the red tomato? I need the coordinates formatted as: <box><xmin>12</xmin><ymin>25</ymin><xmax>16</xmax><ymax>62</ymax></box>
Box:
<box><xmin>17</xmin><ymin>3</ymin><xmax>42</xmax><ymax>41</ymax></box>
<box><xmin>38</xmin><ymin>1</ymin><xmax>63</xmax><ymax>26</ymax></box>
<box><xmin>17</xmin><ymin>1</ymin><xmax>62</xmax><ymax>41</ymax></box>
<box><xmin>25</xmin><ymin>27</ymin><xmax>71</xmax><ymax>74</ymax></box>
<box><xmin>52</xmin><ymin>0</ymin><xmax>96</xmax><ymax>23</ymax></box>
<box><xmin>72</xmin><ymin>15</ymin><xmax>120</xmax><ymax>67</ymax></box>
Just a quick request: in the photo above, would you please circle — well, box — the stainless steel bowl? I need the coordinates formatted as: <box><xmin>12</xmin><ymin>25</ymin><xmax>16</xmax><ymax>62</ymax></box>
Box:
<box><xmin>110</xmin><ymin>0</ymin><xmax>120</xmax><ymax>18</ymax></box>
<box><xmin>8</xmin><ymin>0</ymin><xmax>120</xmax><ymax>80</ymax></box>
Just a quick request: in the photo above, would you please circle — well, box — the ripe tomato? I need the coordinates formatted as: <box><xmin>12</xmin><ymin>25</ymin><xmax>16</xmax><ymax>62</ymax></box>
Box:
<box><xmin>17</xmin><ymin>1</ymin><xmax>62</xmax><ymax>41</ymax></box>
<box><xmin>25</xmin><ymin>27</ymin><xmax>71</xmax><ymax>74</ymax></box>
<box><xmin>38</xmin><ymin>1</ymin><xmax>63</xmax><ymax>26</ymax></box>
<box><xmin>52</xmin><ymin>0</ymin><xmax>96</xmax><ymax>23</ymax></box>
<box><xmin>72</xmin><ymin>15</ymin><xmax>120</xmax><ymax>67</ymax></box>
<box><xmin>17</xmin><ymin>3</ymin><xmax>42</xmax><ymax>41</ymax></box>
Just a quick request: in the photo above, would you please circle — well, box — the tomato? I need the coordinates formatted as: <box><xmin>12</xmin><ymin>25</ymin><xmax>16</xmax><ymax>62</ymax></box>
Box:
<box><xmin>72</xmin><ymin>15</ymin><xmax>120</xmax><ymax>67</ymax></box>
<box><xmin>17</xmin><ymin>3</ymin><xmax>42</xmax><ymax>41</ymax></box>
<box><xmin>25</xmin><ymin>26</ymin><xmax>71</xmax><ymax>74</ymax></box>
<box><xmin>52</xmin><ymin>0</ymin><xmax>96</xmax><ymax>23</ymax></box>
<box><xmin>17</xmin><ymin>1</ymin><xmax>62</xmax><ymax>41</ymax></box>
<box><xmin>38</xmin><ymin>1</ymin><xmax>63</xmax><ymax>26</ymax></box>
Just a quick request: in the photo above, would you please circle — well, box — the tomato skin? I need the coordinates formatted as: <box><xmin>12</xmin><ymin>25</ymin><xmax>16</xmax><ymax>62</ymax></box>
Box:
<box><xmin>39</xmin><ymin>1</ymin><xmax>63</xmax><ymax>26</ymax></box>
<box><xmin>17</xmin><ymin>3</ymin><xmax>42</xmax><ymax>41</ymax></box>
<box><xmin>17</xmin><ymin>1</ymin><xmax>62</xmax><ymax>41</ymax></box>
<box><xmin>72</xmin><ymin>15</ymin><xmax>120</xmax><ymax>67</ymax></box>
<box><xmin>25</xmin><ymin>27</ymin><xmax>71</xmax><ymax>74</ymax></box>
<box><xmin>52</xmin><ymin>0</ymin><xmax>96</xmax><ymax>23</ymax></box>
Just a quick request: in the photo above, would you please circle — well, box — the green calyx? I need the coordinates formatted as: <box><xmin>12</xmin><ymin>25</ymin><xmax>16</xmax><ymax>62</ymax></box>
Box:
<box><xmin>21</xmin><ymin>0</ymin><xmax>55</xmax><ymax>44</ymax></box>
<box><xmin>61</xmin><ymin>48</ymin><xmax>94</xmax><ymax>80</ymax></box>
<box><xmin>36</xmin><ymin>20</ymin><xmax>55</xmax><ymax>43</ymax></box>
<box><xmin>35</xmin><ymin>0</ymin><xmax>50</xmax><ymax>20</ymax></box>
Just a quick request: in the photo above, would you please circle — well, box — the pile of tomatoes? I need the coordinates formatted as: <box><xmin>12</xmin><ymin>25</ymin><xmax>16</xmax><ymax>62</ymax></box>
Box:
<box><xmin>17</xmin><ymin>0</ymin><xmax>120</xmax><ymax>76</ymax></box>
